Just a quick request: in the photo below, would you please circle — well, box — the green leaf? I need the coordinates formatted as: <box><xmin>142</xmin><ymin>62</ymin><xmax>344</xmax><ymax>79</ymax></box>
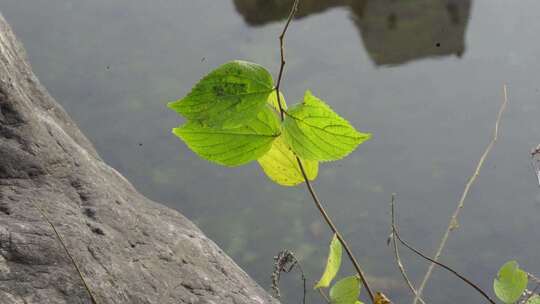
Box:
<box><xmin>283</xmin><ymin>91</ymin><xmax>371</xmax><ymax>161</ymax></box>
<box><xmin>494</xmin><ymin>260</ymin><xmax>528</xmax><ymax>304</ymax></box>
<box><xmin>329</xmin><ymin>276</ymin><xmax>361</xmax><ymax>304</ymax></box>
<box><xmin>168</xmin><ymin>60</ymin><xmax>274</xmax><ymax>128</ymax></box>
<box><xmin>315</xmin><ymin>234</ymin><xmax>343</xmax><ymax>289</ymax></box>
<box><xmin>527</xmin><ymin>295</ymin><xmax>540</xmax><ymax>304</ymax></box>
<box><xmin>173</xmin><ymin>106</ymin><xmax>280</xmax><ymax>166</ymax></box>
<box><xmin>268</xmin><ymin>90</ymin><xmax>287</xmax><ymax>111</ymax></box>
<box><xmin>257</xmin><ymin>136</ymin><xmax>318</xmax><ymax>186</ymax></box>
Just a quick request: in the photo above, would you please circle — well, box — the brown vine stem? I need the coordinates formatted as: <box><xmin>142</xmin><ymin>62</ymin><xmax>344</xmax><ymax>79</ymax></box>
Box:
<box><xmin>389</xmin><ymin>194</ymin><xmax>427</xmax><ymax>304</ymax></box>
<box><xmin>414</xmin><ymin>85</ymin><xmax>509</xmax><ymax>303</ymax></box>
<box><xmin>273</xmin><ymin>0</ymin><xmax>375</xmax><ymax>303</ymax></box>
<box><xmin>274</xmin><ymin>0</ymin><xmax>299</xmax><ymax>120</ymax></box>
<box><xmin>296</xmin><ymin>158</ymin><xmax>376</xmax><ymax>303</ymax></box>
<box><xmin>391</xmin><ymin>197</ymin><xmax>497</xmax><ymax>304</ymax></box>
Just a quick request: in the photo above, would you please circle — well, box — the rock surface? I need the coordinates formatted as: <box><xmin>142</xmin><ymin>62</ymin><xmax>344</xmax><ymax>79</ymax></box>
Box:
<box><xmin>0</xmin><ymin>12</ymin><xmax>278</xmax><ymax>304</ymax></box>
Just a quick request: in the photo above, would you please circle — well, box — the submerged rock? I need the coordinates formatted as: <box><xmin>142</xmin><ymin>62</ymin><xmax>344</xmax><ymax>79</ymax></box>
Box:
<box><xmin>0</xmin><ymin>12</ymin><xmax>278</xmax><ymax>304</ymax></box>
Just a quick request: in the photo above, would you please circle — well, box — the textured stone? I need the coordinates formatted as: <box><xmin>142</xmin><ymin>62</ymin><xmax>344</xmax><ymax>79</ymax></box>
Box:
<box><xmin>0</xmin><ymin>12</ymin><xmax>278</xmax><ymax>304</ymax></box>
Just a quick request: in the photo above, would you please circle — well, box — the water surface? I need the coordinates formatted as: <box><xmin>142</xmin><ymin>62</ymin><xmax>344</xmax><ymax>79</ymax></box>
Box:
<box><xmin>1</xmin><ymin>0</ymin><xmax>540</xmax><ymax>302</ymax></box>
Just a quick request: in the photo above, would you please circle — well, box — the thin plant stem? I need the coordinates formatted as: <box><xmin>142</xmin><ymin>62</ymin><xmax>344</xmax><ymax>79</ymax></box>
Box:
<box><xmin>298</xmin><ymin>262</ymin><xmax>307</xmax><ymax>304</ymax></box>
<box><xmin>33</xmin><ymin>204</ymin><xmax>98</xmax><ymax>304</ymax></box>
<box><xmin>529</xmin><ymin>273</ymin><xmax>540</xmax><ymax>284</ymax></box>
<box><xmin>414</xmin><ymin>85</ymin><xmax>509</xmax><ymax>303</ymax></box>
<box><xmin>318</xmin><ymin>288</ymin><xmax>331</xmax><ymax>304</ymax></box>
<box><xmin>274</xmin><ymin>0</ymin><xmax>299</xmax><ymax>120</ymax></box>
<box><xmin>391</xmin><ymin>198</ymin><xmax>497</xmax><ymax>304</ymax></box>
<box><xmin>389</xmin><ymin>194</ymin><xmax>427</xmax><ymax>304</ymax></box>
<box><xmin>273</xmin><ymin>1</ymin><xmax>375</xmax><ymax>302</ymax></box>
<box><xmin>529</xmin><ymin>158</ymin><xmax>540</xmax><ymax>187</ymax></box>
<box><xmin>296</xmin><ymin>157</ymin><xmax>375</xmax><ymax>303</ymax></box>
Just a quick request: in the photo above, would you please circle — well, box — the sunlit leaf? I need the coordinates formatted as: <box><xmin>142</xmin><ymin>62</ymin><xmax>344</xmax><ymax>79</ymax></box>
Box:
<box><xmin>168</xmin><ymin>60</ymin><xmax>274</xmax><ymax>127</ymax></box>
<box><xmin>260</xmin><ymin>91</ymin><xmax>318</xmax><ymax>185</ymax></box>
<box><xmin>173</xmin><ymin>106</ymin><xmax>280</xmax><ymax>166</ymax></box>
<box><xmin>494</xmin><ymin>260</ymin><xmax>528</xmax><ymax>304</ymax></box>
<box><xmin>283</xmin><ymin>91</ymin><xmax>371</xmax><ymax>161</ymax></box>
<box><xmin>268</xmin><ymin>90</ymin><xmax>287</xmax><ymax>111</ymax></box>
<box><xmin>315</xmin><ymin>234</ymin><xmax>342</xmax><ymax>289</ymax></box>
<box><xmin>329</xmin><ymin>276</ymin><xmax>361</xmax><ymax>304</ymax></box>
<box><xmin>258</xmin><ymin>136</ymin><xmax>318</xmax><ymax>186</ymax></box>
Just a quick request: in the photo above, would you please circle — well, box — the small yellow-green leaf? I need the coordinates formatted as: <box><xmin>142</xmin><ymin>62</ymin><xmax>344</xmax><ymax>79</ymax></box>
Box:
<box><xmin>168</xmin><ymin>60</ymin><xmax>274</xmax><ymax>128</ymax></box>
<box><xmin>173</xmin><ymin>106</ymin><xmax>280</xmax><ymax>166</ymax></box>
<box><xmin>257</xmin><ymin>136</ymin><xmax>318</xmax><ymax>186</ymax></box>
<box><xmin>315</xmin><ymin>234</ymin><xmax>342</xmax><ymax>289</ymax></box>
<box><xmin>283</xmin><ymin>91</ymin><xmax>371</xmax><ymax>162</ymax></box>
<box><xmin>329</xmin><ymin>276</ymin><xmax>361</xmax><ymax>304</ymax></box>
<box><xmin>494</xmin><ymin>260</ymin><xmax>528</xmax><ymax>304</ymax></box>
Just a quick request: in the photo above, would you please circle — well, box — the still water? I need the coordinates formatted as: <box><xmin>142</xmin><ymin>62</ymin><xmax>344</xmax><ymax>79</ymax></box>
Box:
<box><xmin>1</xmin><ymin>0</ymin><xmax>540</xmax><ymax>302</ymax></box>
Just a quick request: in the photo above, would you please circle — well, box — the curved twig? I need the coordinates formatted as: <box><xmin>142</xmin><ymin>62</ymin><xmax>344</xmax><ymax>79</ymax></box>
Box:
<box><xmin>391</xmin><ymin>197</ymin><xmax>497</xmax><ymax>304</ymax></box>
<box><xmin>389</xmin><ymin>194</ymin><xmax>427</xmax><ymax>304</ymax></box>
<box><xmin>414</xmin><ymin>85</ymin><xmax>509</xmax><ymax>303</ymax></box>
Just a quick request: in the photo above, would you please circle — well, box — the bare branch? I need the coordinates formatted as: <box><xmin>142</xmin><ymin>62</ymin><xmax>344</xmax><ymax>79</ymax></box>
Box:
<box><xmin>391</xmin><ymin>197</ymin><xmax>497</xmax><ymax>304</ymax></box>
<box><xmin>529</xmin><ymin>273</ymin><xmax>540</xmax><ymax>284</ymax></box>
<box><xmin>389</xmin><ymin>194</ymin><xmax>427</xmax><ymax>304</ymax></box>
<box><xmin>414</xmin><ymin>85</ymin><xmax>509</xmax><ymax>303</ymax></box>
<box><xmin>274</xmin><ymin>0</ymin><xmax>299</xmax><ymax>119</ymax></box>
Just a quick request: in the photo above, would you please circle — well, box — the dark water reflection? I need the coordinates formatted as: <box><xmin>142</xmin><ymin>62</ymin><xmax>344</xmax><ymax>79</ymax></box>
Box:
<box><xmin>234</xmin><ymin>0</ymin><xmax>471</xmax><ymax>65</ymax></box>
<box><xmin>1</xmin><ymin>0</ymin><xmax>540</xmax><ymax>303</ymax></box>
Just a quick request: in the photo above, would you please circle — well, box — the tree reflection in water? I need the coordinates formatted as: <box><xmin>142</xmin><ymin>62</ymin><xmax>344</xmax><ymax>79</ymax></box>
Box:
<box><xmin>233</xmin><ymin>0</ymin><xmax>471</xmax><ymax>66</ymax></box>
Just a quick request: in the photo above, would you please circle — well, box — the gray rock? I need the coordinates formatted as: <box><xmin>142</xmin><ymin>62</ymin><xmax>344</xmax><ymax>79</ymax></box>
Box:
<box><xmin>0</xmin><ymin>12</ymin><xmax>278</xmax><ymax>304</ymax></box>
